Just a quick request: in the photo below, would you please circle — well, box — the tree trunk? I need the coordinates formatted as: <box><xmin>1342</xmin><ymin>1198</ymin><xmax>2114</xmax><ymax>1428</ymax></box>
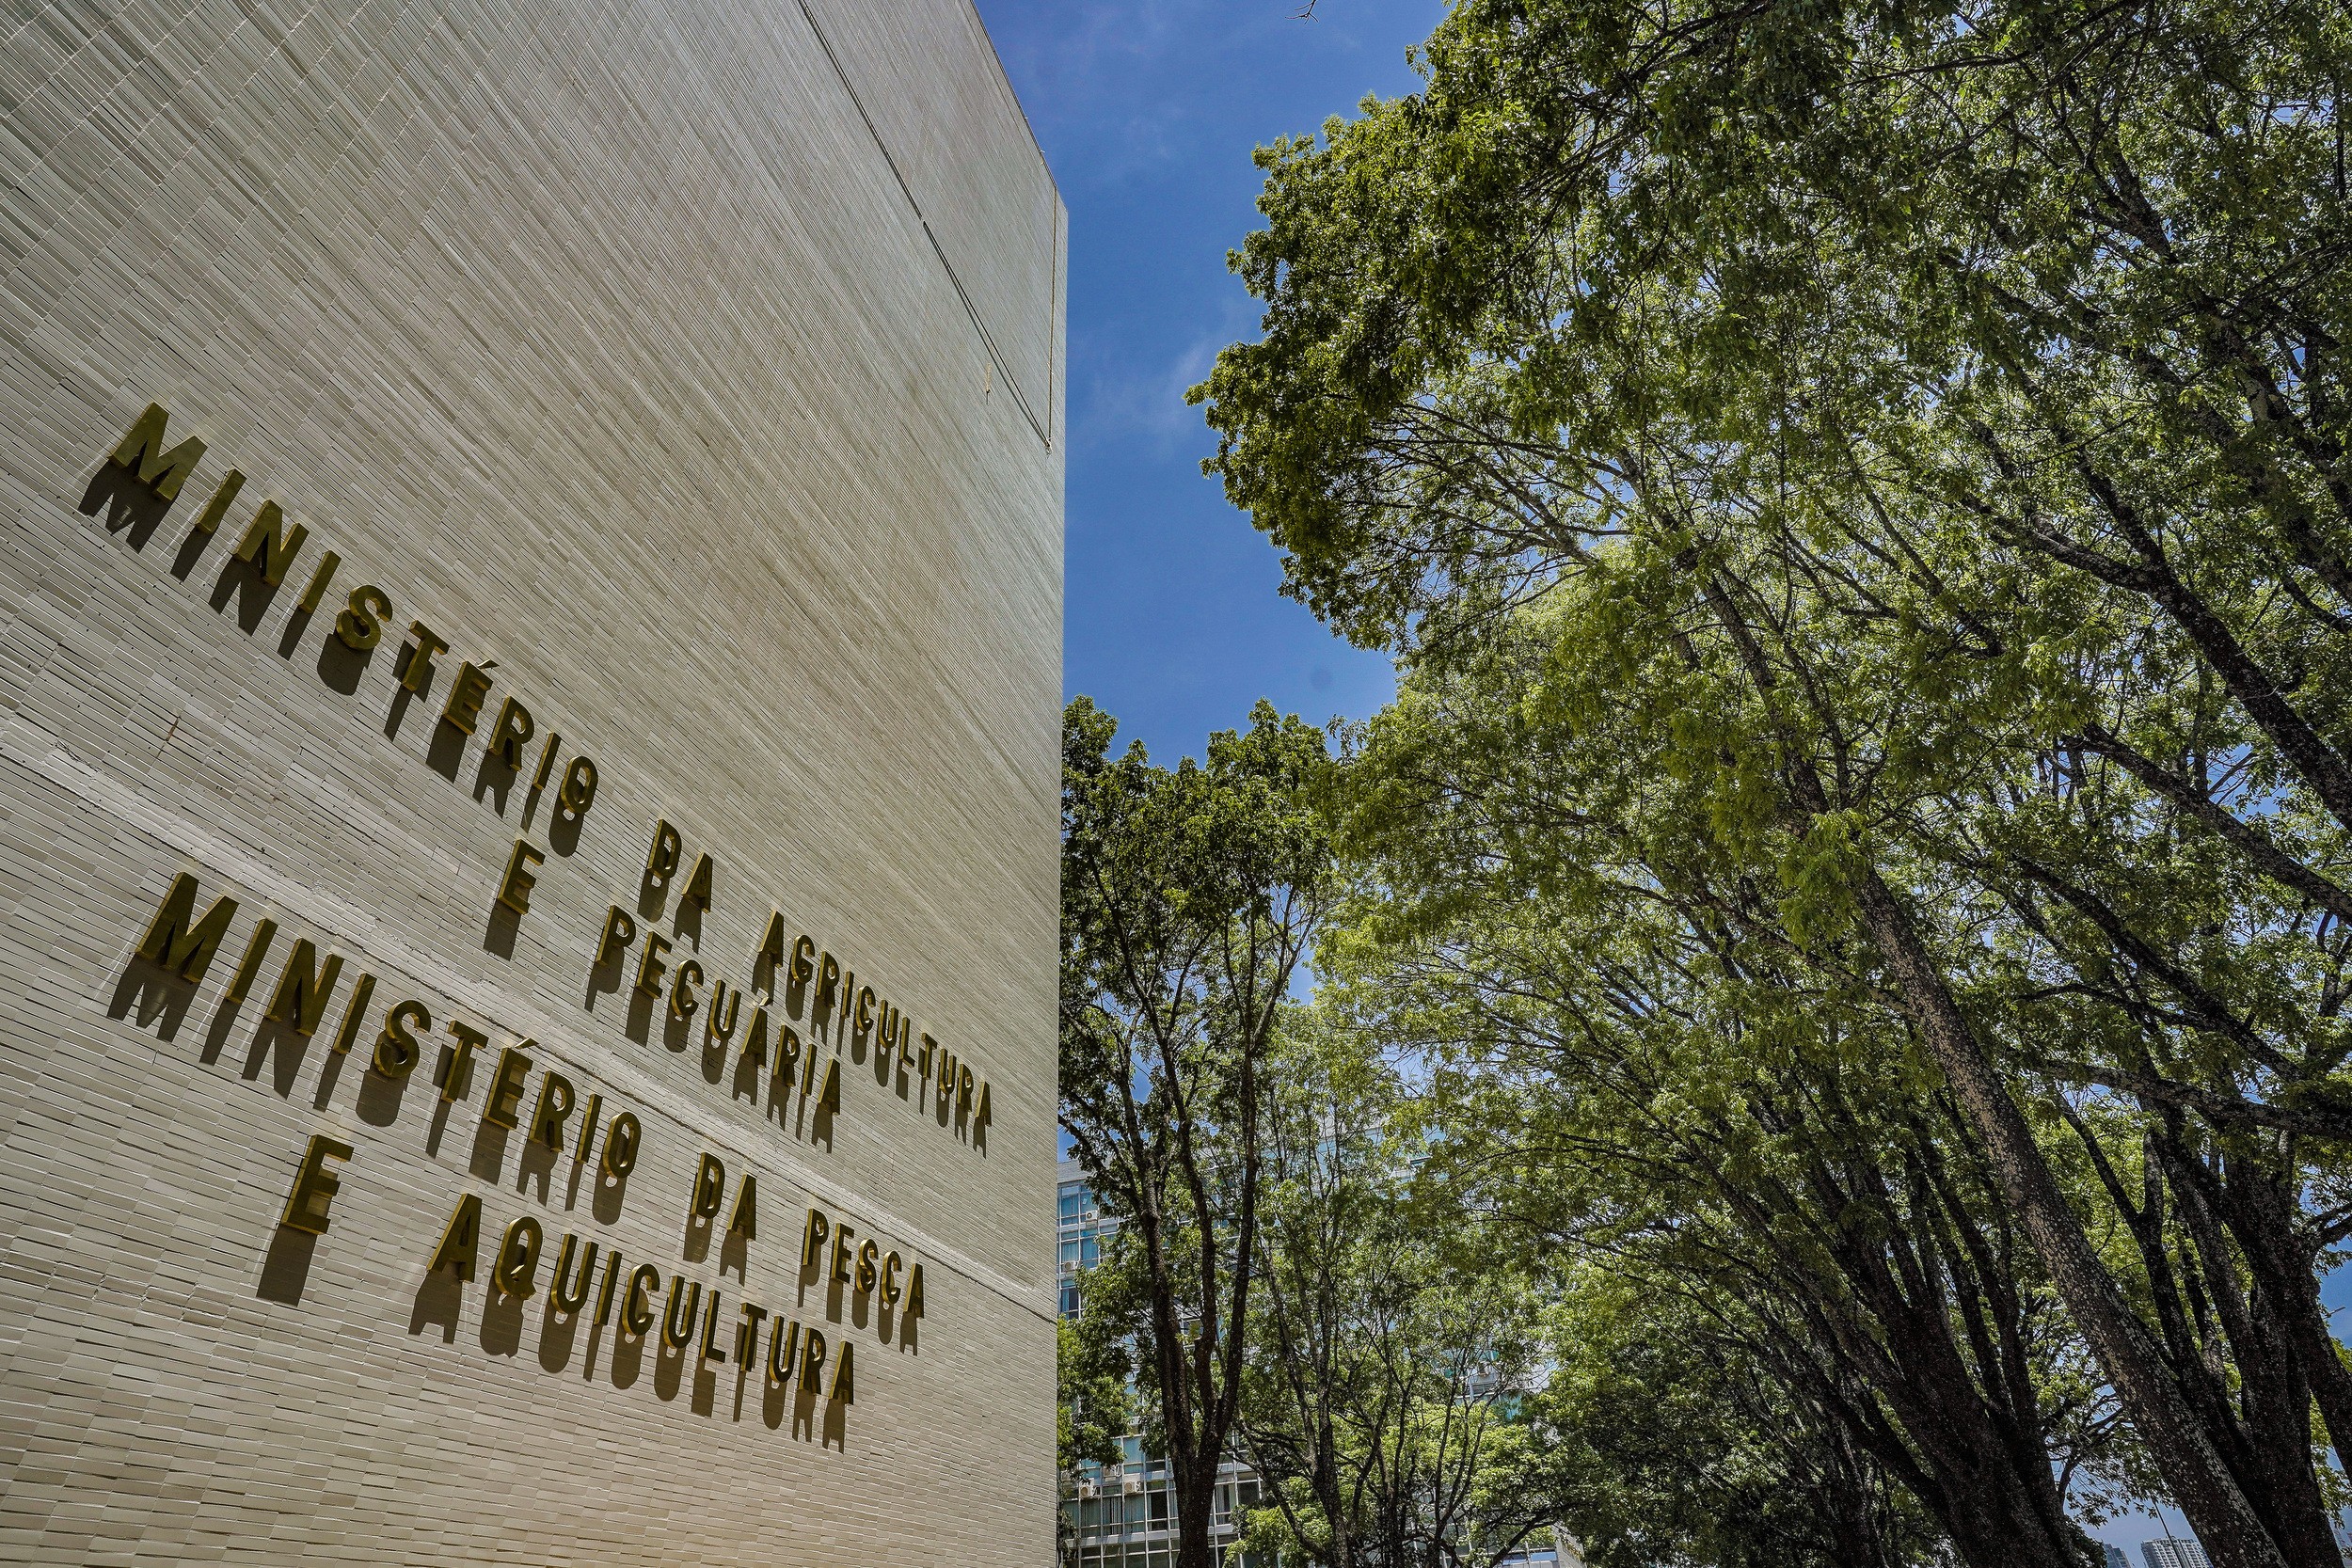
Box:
<box><xmin>1842</xmin><ymin>866</ymin><xmax>2295</xmax><ymax>1568</ymax></box>
<box><xmin>1172</xmin><ymin>1457</ymin><xmax>1219</xmax><ymax>1568</ymax></box>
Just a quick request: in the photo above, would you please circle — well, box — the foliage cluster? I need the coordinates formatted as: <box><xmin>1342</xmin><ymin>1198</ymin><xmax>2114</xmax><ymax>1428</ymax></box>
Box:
<box><xmin>1066</xmin><ymin>1</ymin><xmax>2352</xmax><ymax>1565</ymax></box>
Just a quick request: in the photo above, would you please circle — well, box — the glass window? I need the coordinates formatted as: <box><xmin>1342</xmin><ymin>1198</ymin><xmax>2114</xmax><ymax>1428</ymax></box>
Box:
<box><xmin>1060</xmin><ymin>1282</ymin><xmax>1080</xmax><ymax>1317</ymax></box>
<box><xmin>1061</xmin><ymin>1190</ymin><xmax>1083</xmax><ymax>1220</ymax></box>
<box><xmin>1081</xmin><ymin>1237</ymin><xmax>1101</xmax><ymax>1268</ymax></box>
<box><xmin>1237</xmin><ymin>1479</ymin><xmax>1261</xmax><ymax>1507</ymax></box>
<box><xmin>1061</xmin><ymin>1240</ymin><xmax>1082</xmax><ymax>1269</ymax></box>
<box><xmin>1150</xmin><ymin>1489</ymin><xmax>1169</xmax><ymax>1527</ymax></box>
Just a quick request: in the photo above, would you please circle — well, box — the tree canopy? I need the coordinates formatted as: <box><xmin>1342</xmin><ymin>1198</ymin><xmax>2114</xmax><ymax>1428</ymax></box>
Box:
<box><xmin>1185</xmin><ymin>1</ymin><xmax>2352</xmax><ymax>1563</ymax></box>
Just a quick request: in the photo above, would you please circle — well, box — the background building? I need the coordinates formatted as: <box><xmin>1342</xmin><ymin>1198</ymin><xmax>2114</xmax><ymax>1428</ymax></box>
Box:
<box><xmin>1060</xmin><ymin>1161</ymin><xmax>1263</xmax><ymax>1568</ymax></box>
<box><xmin>2141</xmin><ymin>1538</ymin><xmax>2214</xmax><ymax>1568</ymax></box>
<box><xmin>0</xmin><ymin>1</ymin><xmax>1062</xmax><ymax>1562</ymax></box>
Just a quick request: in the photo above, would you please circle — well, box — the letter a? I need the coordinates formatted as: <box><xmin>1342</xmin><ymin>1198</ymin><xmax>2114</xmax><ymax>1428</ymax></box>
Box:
<box><xmin>430</xmin><ymin>1192</ymin><xmax>483</xmax><ymax>1281</ymax></box>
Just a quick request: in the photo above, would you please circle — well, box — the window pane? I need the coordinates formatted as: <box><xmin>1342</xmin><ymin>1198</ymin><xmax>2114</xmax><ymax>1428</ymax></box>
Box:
<box><xmin>1150</xmin><ymin>1490</ymin><xmax>1168</xmax><ymax>1526</ymax></box>
<box><xmin>1061</xmin><ymin>1190</ymin><xmax>1083</xmax><ymax>1219</ymax></box>
<box><xmin>1081</xmin><ymin>1237</ymin><xmax>1101</xmax><ymax>1268</ymax></box>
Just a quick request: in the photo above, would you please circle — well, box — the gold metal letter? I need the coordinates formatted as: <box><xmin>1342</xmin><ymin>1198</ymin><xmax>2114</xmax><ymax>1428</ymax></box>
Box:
<box><xmin>680</xmin><ymin>852</ymin><xmax>713</xmax><ymax>912</ymax></box>
<box><xmin>737</xmin><ymin>1302</ymin><xmax>769</xmax><ymax>1364</ymax></box>
<box><xmin>441</xmin><ymin>660</ymin><xmax>493</xmax><ymax>734</ymax></box>
<box><xmin>831</xmin><ymin>1224</ymin><xmax>856</xmax><ymax>1287</ymax></box>
<box><xmin>374</xmin><ymin>999</ymin><xmax>430</xmax><ymax>1077</ymax></box>
<box><xmin>230</xmin><ymin>500</ymin><xmax>307</xmax><ymax>585</ymax></box>
<box><xmin>623</xmin><ymin>1263</ymin><xmax>660</xmax><ymax>1336</ymax></box>
<box><xmin>559</xmin><ymin>755</ymin><xmax>598</xmax><ymax>816</ymax></box>
<box><xmin>494</xmin><ymin>1215</ymin><xmax>544</xmax><ymax>1299</ymax></box>
<box><xmin>690</xmin><ymin>1154</ymin><xmax>725</xmax><ymax>1225</ymax></box>
<box><xmin>633</xmin><ymin>931</ymin><xmax>671</xmax><ymax>1000</ymax></box>
<box><xmin>699</xmin><ymin>1291</ymin><xmax>727</xmax><ymax>1362</ymax></box>
<box><xmin>601</xmin><ymin>1112</ymin><xmax>641</xmax><ymax>1180</ymax></box>
<box><xmin>552</xmin><ymin>1233</ymin><xmax>597</xmax><ymax>1314</ymax></box>
<box><xmin>529</xmin><ymin>1072</ymin><xmax>576</xmax><ymax>1152</ymax></box>
<box><xmin>596</xmin><ymin>905</ymin><xmax>636</xmax><ymax>968</ymax></box>
<box><xmin>482</xmin><ymin>1044</ymin><xmax>533</xmax><ymax>1129</ymax></box>
<box><xmin>398</xmin><ymin>621</ymin><xmax>448</xmax><ymax>693</ymax></box>
<box><xmin>108</xmin><ymin>404</ymin><xmax>206</xmax><ymax>500</ymax></box>
<box><xmin>662</xmin><ymin>1276</ymin><xmax>702</xmax><ymax>1349</ymax></box>
<box><xmin>769</xmin><ymin>1318</ymin><xmax>801</xmax><ymax>1386</ymax></box>
<box><xmin>594</xmin><ymin>1251</ymin><xmax>624</xmax><ymax>1326</ymax></box>
<box><xmin>263</xmin><ymin>938</ymin><xmax>343</xmax><ymax>1035</ymax></box>
<box><xmin>279</xmin><ymin>1134</ymin><xmax>353</xmax><ymax>1234</ymax></box>
<box><xmin>430</xmin><ymin>1192</ymin><xmax>483</xmax><ymax>1280</ymax></box>
<box><xmin>486</xmin><ymin>695</ymin><xmax>534</xmax><ymax>769</ymax></box>
<box><xmin>437</xmin><ymin>1019</ymin><xmax>487</xmax><ymax>1102</ymax></box>
<box><xmin>330</xmin><ymin>973</ymin><xmax>375</xmax><ymax>1054</ymax></box>
<box><xmin>334</xmin><ymin>585</ymin><xmax>390</xmax><ymax>651</ymax></box>
<box><xmin>496</xmin><ymin>839</ymin><xmax>544</xmax><ymax>915</ymax></box>
<box><xmin>135</xmin><ymin>873</ymin><xmax>237</xmax><ymax>983</ymax></box>
<box><xmin>644</xmin><ymin>819</ymin><xmax>682</xmax><ymax>886</ymax></box>
<box><xmin>830</xmin><ymin>1339</ymin><xmax>854</xmax><ymax>1405</ymax></box>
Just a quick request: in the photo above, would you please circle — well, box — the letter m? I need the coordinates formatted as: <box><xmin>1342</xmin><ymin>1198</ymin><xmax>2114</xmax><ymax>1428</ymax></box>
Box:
<box><xmin>108</xmin><ymin>404</ymin><xmax>206</xmax><ymax>502</ymax></box>
<box><xmin>135</xmin><ymin>873</ymin><xmax>238</xmax><ymax>982</ymax></box>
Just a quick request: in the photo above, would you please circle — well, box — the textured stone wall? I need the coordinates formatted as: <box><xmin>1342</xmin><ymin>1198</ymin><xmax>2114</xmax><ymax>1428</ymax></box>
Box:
<box><xmin>0</xmin><ymin>0</ymin><xmax>1063</xmax><ymax>1560</ymax></box>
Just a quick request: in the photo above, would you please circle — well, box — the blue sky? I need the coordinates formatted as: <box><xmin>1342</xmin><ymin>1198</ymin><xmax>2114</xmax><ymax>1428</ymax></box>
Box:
<box><xmin>972</xmin><ymin>0</ymin><xmax>1441</xmax><ymax>765</ymax></box>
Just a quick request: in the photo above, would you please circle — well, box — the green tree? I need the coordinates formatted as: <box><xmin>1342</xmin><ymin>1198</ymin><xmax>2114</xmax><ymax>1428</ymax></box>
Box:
<box><xmin>1532</xmin><ymin>1271</ymin><xmax>1946</xmax><ymax>1568</ymax></box>
<box><xmin>1196</xmin><ymin>1</ymin><xmax>2352</xmax><ymax>1560</ymax></box>
<box><xmin>1318</xmin><ymin>646</ymin><xmax>2122</xmax><ymax>1566</ymax></box>
<box><xmin>1237</xmin><ymin>1017</ymin><xmax>1558</xmax><ymax>1568</ymax></box>
<box><xmin>1060</xmin><ymin>697</ymin><xmax>1337</xmax><ymax>1568</ymax></box>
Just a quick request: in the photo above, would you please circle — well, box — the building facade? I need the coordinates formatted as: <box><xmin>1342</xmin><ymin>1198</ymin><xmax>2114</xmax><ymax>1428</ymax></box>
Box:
<box><xmin>0</xmin><ymin>2</ymin><xmax>1063</xmax><ymax>1562</ymax></box>
<box><xmin>1059</xmin><ymin>1163</ymin><xmax>1264</xmax><ymax>1568</ymax></box>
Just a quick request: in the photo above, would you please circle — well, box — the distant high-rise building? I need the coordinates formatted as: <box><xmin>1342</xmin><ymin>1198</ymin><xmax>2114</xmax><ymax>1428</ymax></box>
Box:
<box><xmin>2142</xmin><ymin>1537</ymin><xmax>2212</xmax><ymax>1568</ymax></box>
<box><xmin>2104</xmin><ymin>1546</ymin><xmax>2130</xmax><ymax>1568</ymax></box>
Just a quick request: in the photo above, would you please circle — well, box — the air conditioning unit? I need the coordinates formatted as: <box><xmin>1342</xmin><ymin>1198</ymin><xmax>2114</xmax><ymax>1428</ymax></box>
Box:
<box><xmin>1122</xmin><ymin>1477</ymin><xmax>1144</xmax><ymax>1497</ymax></box>
<box><xmin>1076</xmin><ymin>1481</ymin><xmax>1100</xmax><ymax>1499</ymax></box>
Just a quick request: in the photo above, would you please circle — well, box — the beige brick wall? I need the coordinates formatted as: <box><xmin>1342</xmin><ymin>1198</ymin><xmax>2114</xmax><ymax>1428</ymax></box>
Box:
<box><xmin>0</xmin><ymin>0</ymin><xmax>1063</xmax><ymax>1560</ymax></box>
